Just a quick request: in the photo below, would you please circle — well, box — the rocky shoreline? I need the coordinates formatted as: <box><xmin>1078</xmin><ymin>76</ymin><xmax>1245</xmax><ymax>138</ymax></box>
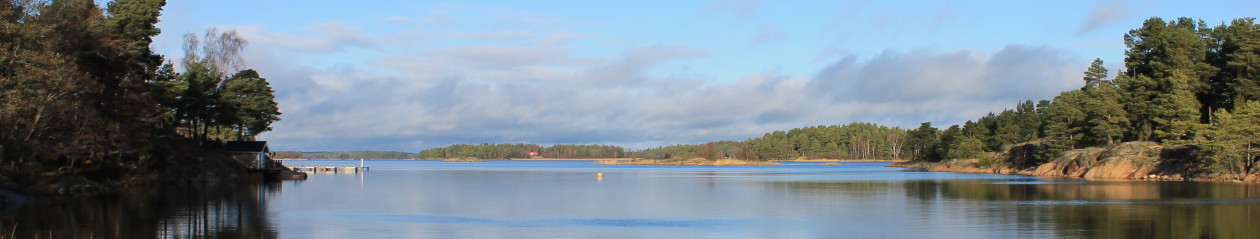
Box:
<box><xmin>0</xmin><ymin>146</ymin><xmax>312</xmax><ymax>214</ymax></box>
<box><xmin>890</xmin><ymin>141</ymin><xmax>1260</xmax><ymax>183</ymax></box>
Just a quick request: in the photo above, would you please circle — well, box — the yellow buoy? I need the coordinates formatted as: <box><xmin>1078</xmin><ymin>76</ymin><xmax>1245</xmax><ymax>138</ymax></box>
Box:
<box><xmin>597</xmin><ymin>172</ymin><xmax>603</xmax><ymax>179</ymax></box>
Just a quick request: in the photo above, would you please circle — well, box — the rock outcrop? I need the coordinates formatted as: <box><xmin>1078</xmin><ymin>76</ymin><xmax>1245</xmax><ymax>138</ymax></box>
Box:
<box><xmin>895</xmin><ymin>141</ymin><xmax>1260</xmax><ymax>183</ymax></box>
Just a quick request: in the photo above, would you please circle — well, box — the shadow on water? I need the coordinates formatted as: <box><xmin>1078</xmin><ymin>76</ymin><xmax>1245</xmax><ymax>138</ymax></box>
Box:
<box><xmin>0</xmin><ymin>180</ymin><xmax>283</xmax><ymax>239</ymax></box>
<box><xmin>766</xmin><ymin>179</ymin><xmax>1260</xmax><ymax>239</ymax></box>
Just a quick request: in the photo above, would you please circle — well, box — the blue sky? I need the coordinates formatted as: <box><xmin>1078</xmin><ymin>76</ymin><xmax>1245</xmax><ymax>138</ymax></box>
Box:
<box><xmin>152</xmin><ymin>0</ymin><xmax>1258</xmax><ymax>151</ymax></box>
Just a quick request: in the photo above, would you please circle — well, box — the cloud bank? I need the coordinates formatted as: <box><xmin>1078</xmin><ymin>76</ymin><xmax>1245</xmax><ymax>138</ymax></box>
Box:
<box><xmin>210</xmin><ymin>19</ymin><xmax>1086</xmax><ymax>151</ymax></box>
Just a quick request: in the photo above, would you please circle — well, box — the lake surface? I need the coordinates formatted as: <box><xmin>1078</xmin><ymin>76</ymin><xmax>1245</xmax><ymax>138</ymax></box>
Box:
<box><xmin>4</xmin><ymin>160</ymin><xmax>1260</xmax><ymax>238</ymax></box>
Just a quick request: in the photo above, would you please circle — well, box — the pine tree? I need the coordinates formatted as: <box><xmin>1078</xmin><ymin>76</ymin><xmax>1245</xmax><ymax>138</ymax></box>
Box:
<box><xmin>1083</xmin><ymin>82</ymin><xmax>1129</xmax><ymax>145</ymax></box>
<box><xmin>937</xmin><ymin>125</ymin><xmax>962</xmax><ymax>159</ymax></box>
<box><xmin>1202</xmin><ymin>101</ymin><xmax>1260</xmax><ymax>174</ymax></box>
<box><xmin>1078</xmin><ymin>59</ymin><xmax>1129</xmax><ymax>145</ymax></box>
<box><xmin>1150</xmin><ymin>72</ymin><xmax>1204</xmax><ymax>142</ymax></box>
<box><xmin>1083</xmin><ymin>58</ymin><xmax>1109</xmax><ymax>90</ymax></box>
<box><xmin>1116</xmin><ymin>74</ymin><xmax>1158</xmax><ymax>141</ymax></box>
<box><xmin>1043</xmin><ymin>90</ymin><xmax>1087</xmax><ymax>147</ymax></box>
<box><xmin>1122</xmin><ymin>17</ymin><xmax>1214</xmax><ymax>142</ymax></box>
<box><xmin>907</xmin><ymin>122</ymin><xmax>940</xmax><ymax>162</ymax></box>
<box><xmin>1209</xmin><ymin>18</ymin><xmax>1260</xmax><ymax>113</ymax></box>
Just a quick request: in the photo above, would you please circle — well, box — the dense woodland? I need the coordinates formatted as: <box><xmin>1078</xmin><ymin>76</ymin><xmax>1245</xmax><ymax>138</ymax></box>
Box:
<box><xmin>727</xmin><ymin>17</ymin><xmax>1260</xmax><ymax>174</ymax></box>
<box><xmin>0</xmin><ymin>0</ymin><xmax>281</xmax><ymax>186</ymax></box>
<box><xmin>712</xmin><ymin>17</ymin><xmax>1259</xmax><ymax>174</ymax></box>
<box><xmin>422</xmin><ymin>17</ymin><xmax>1260</xmax><ymax>175</ymax></box>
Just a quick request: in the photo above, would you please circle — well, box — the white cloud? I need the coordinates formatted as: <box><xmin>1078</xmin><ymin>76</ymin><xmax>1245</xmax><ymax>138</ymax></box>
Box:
<box><xmin>220</xmin><ymin>20</ymin><xmax>1087</xmax><ymax>151</ymax></box>
<box><xmin>220</xmin><ymin>23</ymin><xmax>375</xmax><ymax>54</ymax></box>
<box><xmin>750</xmin><ymin>23</ymin><xmax>786</xmax><ymax>46</ymax></box>
<box><xmin>709</xmin><ymin>0</ymin><xmax>761</xmax><ymax>18</ymax></box>
<box><xmin>811</xmin><ymin>45</ymin><xmax>1085</xmax><ymax>124</ymax></box>
<box><xmin>1078</xmin><ymin>0</ymin><xmax>1145</xmax><ymax>34</ymax></box>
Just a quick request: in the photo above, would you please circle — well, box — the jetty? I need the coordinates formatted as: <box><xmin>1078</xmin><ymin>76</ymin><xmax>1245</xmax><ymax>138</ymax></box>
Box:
<box><xmin>288</xmin><ymin>158</ymin><xmax>370</xmax><ymax>174</ymax></box>
<box><xmin>289</xmin><ymin>166</ymin><xmax>369</xmax><ymax>173</ymax></box>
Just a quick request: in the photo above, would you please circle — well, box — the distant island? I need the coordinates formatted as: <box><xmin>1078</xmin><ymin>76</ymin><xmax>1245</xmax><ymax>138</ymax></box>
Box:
<box><xmin>593</xmin><ymin>158</ymin><xmax>779</xmax><ymax>166</ymax></box>
<box><xmin>273</xmin><ymin>150</ymin><xmax>418</xmax><ymax>160</ymax></box>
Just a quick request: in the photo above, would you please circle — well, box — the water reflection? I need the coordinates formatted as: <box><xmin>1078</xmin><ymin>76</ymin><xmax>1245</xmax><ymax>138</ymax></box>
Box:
<box><xmin>1</xmin><ymin>181</ymin><xmax>281</xmax><ymax>238</ymax></box>
<box><xmin>4</xmin><ymin>161</ymin><xmax>1260</xmax><ymax>238</ymax></box>
<box><xmin>767</xmin><ymin>179</ymin><xmax>1260</xmax><ymax>239</ymax></box>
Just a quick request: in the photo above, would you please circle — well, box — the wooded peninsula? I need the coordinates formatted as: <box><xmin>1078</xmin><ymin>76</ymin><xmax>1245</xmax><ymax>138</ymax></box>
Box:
<box><xmin>418</xmin><ymin>17</ymin><xmax>1260</xmax><ymax>182</ymax></box>
<box><xmin>2</xmin><ymin>0</ymin><xmax>282</xmax><ymax>204</ymax></box>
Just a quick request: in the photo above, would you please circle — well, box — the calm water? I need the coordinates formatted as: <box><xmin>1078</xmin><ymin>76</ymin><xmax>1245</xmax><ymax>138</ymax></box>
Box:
<box><xmin>4</xmin><ymin>160</ymin><xmax>1260</xmax><ymax>238</ymax></box>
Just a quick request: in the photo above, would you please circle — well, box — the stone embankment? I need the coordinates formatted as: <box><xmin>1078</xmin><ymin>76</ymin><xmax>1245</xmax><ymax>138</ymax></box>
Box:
<box><xmin>892</xmin><ymin>141</ymin><xmax>1260</xmax><ymax>183</ymax></box>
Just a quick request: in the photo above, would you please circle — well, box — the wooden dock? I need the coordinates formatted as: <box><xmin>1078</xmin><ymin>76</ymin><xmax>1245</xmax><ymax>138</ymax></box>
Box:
<box><xmin>289</xmin><ymin>166</ymin><xmax>369</xmax><ymax>174</ymax></box>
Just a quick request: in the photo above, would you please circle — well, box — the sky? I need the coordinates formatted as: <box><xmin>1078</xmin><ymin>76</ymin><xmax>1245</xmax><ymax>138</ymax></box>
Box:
<box><xmin>150</xmin><ymin>0</ymin><xmax>1259</xmax><ymax>152</ymax></box>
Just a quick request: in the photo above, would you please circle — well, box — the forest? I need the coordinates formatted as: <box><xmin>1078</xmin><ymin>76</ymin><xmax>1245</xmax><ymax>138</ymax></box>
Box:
<box><xmin>273</xmin><ymin>151</ymin><xmax>416</xmax><ymax>160</ymax></box>
<box><xmin>422</xmin><ymin>17</ymin><xmax>1260</xmax><ymax>175</ymax></box>
<box><xmin>705</xmin><ymin>17</ymin><xmax>1259</xmax><ymax>174</ymax></box>
<box><xmin>1</xmin><ymin>0</ymin><xmax>281</xmax><ymax>189</ymax></box>
<box><xmin>418</xmin><ymin>143</ymin><xmax>626</xmax><ymax>159</ymax></box>
<box><xmin>734</xmin><ymin>17</ymin><xmax>1259</xmax><ymax>174</ymax></box>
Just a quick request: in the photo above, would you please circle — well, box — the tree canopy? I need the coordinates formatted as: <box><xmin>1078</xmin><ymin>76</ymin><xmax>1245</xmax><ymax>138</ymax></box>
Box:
<box><xmin>1</xmin><ymin>0</ymin><xmax>281</xmax><ymax>179</ymax></box>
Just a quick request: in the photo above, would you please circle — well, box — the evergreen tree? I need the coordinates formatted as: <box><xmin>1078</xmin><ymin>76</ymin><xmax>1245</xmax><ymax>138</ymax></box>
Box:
<box><xmin>1116</xmin><ymin>74</ymin><xmax>1158</xmax><ymax>140</ymax></box>
<box><xmin>1043</xmin><ymin>90</ymin><xmax>1087</xmax><ymax>147</ymax></box>
<box><xmin>1149</xmin><ymin>72</ymin><xmax>1204</xmax><ymax>142</ymax></box>
<box><xmin>1123</xmin><ymin>17</ymin><xmax>1214</xmax><ymax>142</ymax></box>
<box><xmin>1208</xmin><ymin>18</ymin><xmax>1260</xmax><ymax>113</ymax></box>
<box><xmin>1201</xmin><ymin>101</ymin><xmax>1260</xmax><ymax>174</ymax></box>
<box><xmin>221</xmin><ymin>69</ymin><xmax>282</xmax><ymax>140</ymax></box>
<box><xmin>907</xmin><ymin>122</ymin><xmax>940</xmax><ymax>162</ymax></box>
<box><xmin>1079</xmin><ymin>59</ymin><xmax>1129</xmax><ymax>145</ymax></box>
<box><xmin>1083</xmin><ymin>81</ymin><xmax>1129</xmax><ymax>145</ymax></box>
<box><xmin>1083</xmin><ymin>58</ymin><xmax>1109</xmax><ymax>90</ymax></box>
<box><xmin>936</xmin><ymin>125</ymin><xmax>962</xmax><ymax>159</ymax></box>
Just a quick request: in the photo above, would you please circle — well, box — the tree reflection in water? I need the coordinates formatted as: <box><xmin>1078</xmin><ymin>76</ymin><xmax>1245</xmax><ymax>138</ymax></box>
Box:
<box><xmin>766</xmin><ymin>179</ymin><xmax>1260</xmax><ymax>239</ymax></box>
<box><xmin>1</xmin><ymin>181</ymin><xmax>282</xmax><ymax>238</ymax></box>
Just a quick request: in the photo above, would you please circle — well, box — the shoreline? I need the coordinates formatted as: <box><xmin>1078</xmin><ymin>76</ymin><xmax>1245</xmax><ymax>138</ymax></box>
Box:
<box><xmin>888</xmin><ymin>161</ymin><xmax>1260</xmax><ymax>184</ymax></box>
<box><xmin>276</xmin><ymin>158</ymin><xmax>909</xmax><ymax>163</ymax></box>
<box><xmin>778</xmin><ymin>159</ymin><xmax>909</xmax><ymax>163</ymax></box>
<box><xmin>592</xmin><ymin>158</ymin><xmax>780</xmax><ymax>166</ymax></box>
<box><xmin>510</xmin><ymin>158</ymin><xmax>630</xmax><ymax>161</ymax></box>
<box><xmin>883</xmin><ymin>141</ymin><xmax>1260</xmax><ymax>184</ymax></box>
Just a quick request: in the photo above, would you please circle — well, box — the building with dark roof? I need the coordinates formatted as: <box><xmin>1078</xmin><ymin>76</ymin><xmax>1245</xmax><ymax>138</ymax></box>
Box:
<box><xmin>225</xmin><ymin>141</ymin><xmax>272</xmax><ymax>170</ymax></box>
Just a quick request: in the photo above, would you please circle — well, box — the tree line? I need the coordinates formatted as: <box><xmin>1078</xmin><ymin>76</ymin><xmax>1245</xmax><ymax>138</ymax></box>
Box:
<box><xmin>630</xmin><ymin>141</ymin><xmax>743</xmax><ymax>160</ymax></box>
<box><xmin>274</xmin><ymin>151</ymin><xmax>417</xmax><ymax>160</ymax></box>
<box><xmin>591</xmin><ymin>17</ymin><xmax>1260</xmax><ymax>171</ymax></box>
<box><xmin>1</xmin><ymin>1</ymin><xmax>281</xmax><ymax>178</ymax></box>
<box><xmin>901</xmin><ymin>17</ymin><xmax>1260</xmax><ymax>174</ymax></box>
<box><xmin>412</xmin><ymin>17</ymin><xmax>1259</xmax><ymax>172</ymax></box>
<box><xmin>418</xmin><ymin>143</ymin><xmax>626</xmax><ymax>159</ymax></box>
